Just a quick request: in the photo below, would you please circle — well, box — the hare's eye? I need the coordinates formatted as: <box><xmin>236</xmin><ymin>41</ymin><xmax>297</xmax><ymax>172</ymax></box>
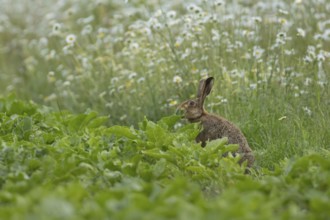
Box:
<box><xmin>188</xmin><ymin>100</ymin><xmax>196</xmax><ymax>106</ymax></box>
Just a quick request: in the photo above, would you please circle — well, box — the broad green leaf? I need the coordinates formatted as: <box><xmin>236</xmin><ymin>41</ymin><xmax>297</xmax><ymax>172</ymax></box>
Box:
<box><xmin>142</xmin><ymin>149</ymin><xmax>176</xmax><ymax>164</ymax></box>
<box><xmin>158</xmin><ymin>115</ymin><xmax>181</xmax><ymax>129</ymax></box>
<box><xmin>106</xmin><ymin>125</ymin><xmax>138</xmax><ymax>139</ymax></box>
<box><xmin>152</xmin><ymin>158</ymin><xmax>167</xmax><ymax>178</ymax></box>
<box><xmin>87</xmin><ymin>116</ymin><xmax>109</xmax><ymax>128</ymax></box>
<box><xmin>67</xmin><ymin>114</ymin><xmax>88</xmax><ymax>132</ymax></box>
<box><xmin>205</xmin><ymin>138</ymin><xmax>228</xmax><ymax>151</ymax></box>
<box><xmin>145</xmin><ymin>120</ymin><xmax>173</xmax><ymax>147</ymax></box>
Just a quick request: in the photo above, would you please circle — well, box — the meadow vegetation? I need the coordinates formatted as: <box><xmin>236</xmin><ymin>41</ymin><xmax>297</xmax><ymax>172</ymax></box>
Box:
<box><xmin>0</xmin><ymin>0</ymin><xmax>329</xmax><ymax>219</ymax></box>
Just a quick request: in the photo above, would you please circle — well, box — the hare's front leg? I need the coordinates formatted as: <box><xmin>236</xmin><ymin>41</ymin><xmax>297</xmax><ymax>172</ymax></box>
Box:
<box><xmin>195</xmin><ymin>129</ymin><xmax>209</xmax><ymax>147</ymax></box>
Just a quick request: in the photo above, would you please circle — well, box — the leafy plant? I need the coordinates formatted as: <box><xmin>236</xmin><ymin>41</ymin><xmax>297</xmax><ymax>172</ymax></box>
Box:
<box><xmin>0</xmin><ymin>98</ymin><xmax>329</xmax><ymax>219</ymax></box>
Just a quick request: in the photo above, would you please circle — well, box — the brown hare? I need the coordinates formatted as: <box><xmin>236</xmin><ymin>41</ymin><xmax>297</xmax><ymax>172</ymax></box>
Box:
<box><xmin>178</xmin><ymin>77</ymin><xmax>254</xmax><ymax>168</ymax></box>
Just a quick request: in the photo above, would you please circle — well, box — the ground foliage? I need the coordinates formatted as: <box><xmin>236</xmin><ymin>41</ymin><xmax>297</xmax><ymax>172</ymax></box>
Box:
<box><xmin>0</xmin><ymin>97</ymin><xmax>329</xmax><ymax>220</ymax></box>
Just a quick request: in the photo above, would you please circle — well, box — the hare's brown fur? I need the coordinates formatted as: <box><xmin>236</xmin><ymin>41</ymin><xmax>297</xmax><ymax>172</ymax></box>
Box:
<box><xmin>197</xmin><ymin>112</ymin><xmax>254</xmax><ymax>167</ymax></box>
<box><xmin>179</xmin><ymin>77</ymin><xmax>254</xmax><ymax>168</ymax></box>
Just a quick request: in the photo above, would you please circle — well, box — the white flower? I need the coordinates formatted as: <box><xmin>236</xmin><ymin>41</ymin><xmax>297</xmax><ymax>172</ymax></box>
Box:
<box><xmin>66</xmin><ymin>34</ymin><xmax>76</xmax><ymax>44</ymax></box>
<box><xmin>168</xmin><ymin>99</ymin><xmax>178</xmax><ymax>107</ymax></box>
<box><xmin>173</xmin><ymin>75</ymin><xmax>183</xmax><ymax>84</ymax></box>
<box><xmin>175</xmin><ymin>37</ymin><xmax>184</xmax><ymax>47</ymax></box>
<box><xmin>187</xmin><ymin>4</ymin><xmax>202</xmax><ymax>14</ymax></box>
<box><xmin>303</xmin><ymin>106</ymin><xmax>312</xmax><ymax>116</ymax></box>
<box><xmin>252</xmin><ymin>46</ymin><xmax>264</xmax><ymax>60</ymax></box>
<box><xmin>252</xmin><ymin>16</ymin><xmax>262</xmax><ymax>23</ymax></box>
<box><xmin>44</xmin><ymin>93</ymin><xmax>57</xmax><ymax>102</ymax></box>
<box><xmin>250</xmin><ymin>83</ymin><xmax>257</xmax><ymax>90</ymax></box>
<box><xmin>214</xmin><ymin>0</ymin><xmax>225</xmax><ymax>7</ymax></box>
<box><xmin>52</xmin><ymin>23</ymin><xmax>61</xmax><ymax>35</ymax></box>
<box><xmin>297</xmin><ymin>28</ymin><xmax>306</xmax><ymax>37</ymax></box>
<box><xmin>129</xmin><ymin>72</ymin><xmax>137</xmax><ymax>79</ymax></box>
<box><xmin>192</xmin><ymin>41</ymin><xmax>199</xmax><ymax>48</ymax></box>
<box><xmin>129</xmin><ymin>42</ymin><xmax>139</xmax><ymax>51</ymax></box>
<box><xmin>322</xmin><ymin>29</ymin><xmax>330</xmax><ymax>41</ymax></box>
<box><xmin>277</xmin><ymin>32</ymin><xmax>287</xmax><ymax>39</ymax></box>
<box><xmin>166</xmin><ymin>10</ymin><xmax>176</xmax><ymax>19</ymax></box>
<box><xmin>200</xmin><ymin>69</ymin><xmax>208</xmax><ymax>78</ymax></box>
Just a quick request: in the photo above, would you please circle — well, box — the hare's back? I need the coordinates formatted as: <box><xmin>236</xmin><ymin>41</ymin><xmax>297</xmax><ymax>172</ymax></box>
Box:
<box><xmin>202</xmin><ymin>114</ymin><xmax>250</xmax><ymax>152</ymax></box>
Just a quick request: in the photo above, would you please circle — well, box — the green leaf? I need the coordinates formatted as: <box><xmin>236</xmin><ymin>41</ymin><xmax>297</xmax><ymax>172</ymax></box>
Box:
<box><xmin>107</xmin><ymin>125</ymin><xmax>138</xmax><ymax>139</ymax></box>
<box><xmin>152</xmin><ymin>158</ymin><xmax>167</xmax><ymax>178</ymax></box>
<box><xmin>142</xmin><ymin>149</ymin><xmax>176</xmax><ymax>164</ymax></box>
<box><xmin>158</xmin><ymin>115</ymin><xmax>181</xmax><ymax>129</ymax></box>
<box><xmin>67</xmin><ymin>114</ymin><xmax>88</xmax><ymax>131</ymax></box>
<box><xmin>204</xmin><ymin>138</ymin><xmax>228</xmax><ymax>154</ymax></box>
<box><xmin>145</xmin><ymin>120</ymin><xmax>173</xmax><ymax>147</ymax></box>
<box><xmin>87</xmin><ymin>116</ymin><xmax>109</xmax><ymax>128</ymax></box>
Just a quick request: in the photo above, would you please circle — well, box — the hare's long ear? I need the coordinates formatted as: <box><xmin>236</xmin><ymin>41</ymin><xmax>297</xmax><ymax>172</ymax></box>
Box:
<box><xmin>197</xmin><ymin>77</ymin><xmax>214</xmax><ymax>107</ymax></box>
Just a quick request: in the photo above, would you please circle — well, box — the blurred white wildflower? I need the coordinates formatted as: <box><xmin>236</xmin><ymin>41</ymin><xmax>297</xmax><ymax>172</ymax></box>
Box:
<box><xmin>303</xmin><ymin>106</ymin><xmax>312</xmax><ymax>116</ymax></box>
<box><xmin>66</xmin><ymin>34</ymin><xmax>76</xmax><ymax>45</ymax></box>
<box><xmin>252</xmin><ymin>46</ymin><xmax>264</xmax><ymax>60</ymax></box>
<box><xmin>181</xmin><ymin>48</ymin><xmax>191</xmax><ymax>60</ymax></box>
<box><xmin>318</xmin><ymin>20</ymin><xmax>330</xmax><ymax>32</ymax></box>
<box><xmin>129</xmin><ymin>42</ymin><xmax>139</xmax><ymax>52</ymax></box>
<box><xmin>152</xmin><ymin>23</ymin><xmax>163</xmax><ymax>30</ymax></box>
<box><xmin>242</xmin><ymin>52</ymin><xmax>251</xmax><ymax>60</ymax></box>
<box><xmin>63</xmin><ymin>81</ymin><xmax>71</xmax><ymax>87</ymax></box>
<box><xmin>98</xmin><ymin>27</ymin><xmax>108</xmax><ymax>38</ymax></box>
<box><xmin>216</xmin><ymin>96</ymin><xmax>228</xmax><ymax>104</ymax></box>
<box><xmin>99</xmin><ymin>91</ymin><xmax>106</xmax><ymax>98</ymax></box>
<box><xmin>318</xmin><ymin>61</ymin><xmax>326</xmax><ymax>83</ymax></box>
<box><xmin>154</xmin><ymin>9</ymin><xmax>163</xmax><ymax>17</ymax></box>
<box><xmin>120</xmin><ymin>114</ymin><xmax>127</xmax><ymax>121</ymax></box>
<box><xmin>278</xmin><ymin>18</ymin><xmax>287</xmax><ymax>25</ymax></box>
<box><xmin>313</xmin><ymin>33</ymin><xmax>323</xmax><ymax>41</ymax></box>
<box><xmin>297</xmin><ymin>28</ymin><xmax>306</xmax><ymax>37</ymax></box>
<box><xmin>187</xmin><ymin>4</ymin><xmax>202</xmax><ymax>14</ymax></box>
<box><xmin>168</xmin><ymin>99</ymin><xmax>178</xmax><ymax>107</ymax></box>
<box><xmin>304</xmin><ymin>46</ymin><xmax>316</xmax><ymax>62</ymax></box>
<box><xmin>47</xmin><ymin>71</ymin><xmax>56</xmax><ymax>83</ymax></box>
<box><xmin>214</xmin><ymin>0</ymin><xmax>225</xmax><ymax>7</ymax></box>
<box><xmin>304</xmin><ymin>77</ymin><xmax>312</xmax><ymax>86</ymax></box>
<box><xmin>192</xmin><ymin>41</ymin><xmax>199</xmax><ymax>48</ymax></box>
<box><xmin>129</xmin><ymin>72</ymin><xmax>137</xmax><ymax>79</ymax></box>
<box><xmin>200</xmin><ymin>69</ymin><xmax>208</xmax><ymax>78</ymax></box>
<box><xmin>322</xmin><ymin>29</ymin><xmax>330</xmax><ymax>41</ymax></box>
<box><xmin>52</xmin><ymin>23</ymin><xmax>61</xmax><ymax>35</ymax></box>
<box><xmin>81</xmin><ymin>25</ymin><xmax>93</xmax><ymax>35</ymax></box>
<box><xmin>46</xmin><ymin>50</ymin><xmax>56</xmax><ymax>60</ymax></box>
<box><xmin>173</xmin><ymin>75</ymin><xmax>183</xmax><ymax>84</ymax></box>
<box><xmin>44</xmin><ymin>93</ymin><xmax>57</xmax><ymax>102</ymax></box>
<box><xmin>174</xmin><ymin>122</ymin><xmax>182</xmax><ymax>130</ymax></box>
<box><xmin>211</xmin><ymin>29</ymin><xmax>220</xmax><ymax>41</ymax></box>
<box><xmin>78</xmin><ymin>15</ymin><xmax>94</xmax><ymax>24</ymax></box>
<box><xmin>284</xmin><ymin>49</ymin><xmax>295</xmax><ymax>56</ymax></box>
<box><xmin>209</xmin><ymin>14</ymin><xmax>219</xmax><ymax>23</ymax></box>
<box><xmin>166</xmin><ymin>10</ymin><xmax>177</xmax><ymax>19</ymax></box>
<box><xmin>317</xmin><ymin>53</ymin><xmax>326</xmax><ymax>62</ymax></box>
<box><xmin>175</xmin><ymin>36</ymin><xmax>184</xmax><ymax>47</ymax></box>
<box><xmin>278</xmin><ymin>9</ymin><xmax>289</xmax><ymax>15</ymax></box>
<box><xmin>137</xmin><ymin>77</ymin><xmax>145</xmax><ymax>83</ymax></box>
<box><xmin>274</xmin><ymin>32</ymin><xmax>287</xmax><ymax>46</ymax></box>
<box><xmin>250</xmin><ymin>83</ymin><xmax>257</xmax><ymax>90</ymax></box>
<box><xmin>252</xmin><ymin>16</ymin><xmax>262</xmax><ymax>23</ymax></box>
<box><xmin>277</xmin><ymin>32</ymin><xmax>287</xmax><ymax>39</ymax></box>
<box><xmin>111</xmin><ymin>77</ymin><xmax>119</xmax><ymax>84</ymax></box>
